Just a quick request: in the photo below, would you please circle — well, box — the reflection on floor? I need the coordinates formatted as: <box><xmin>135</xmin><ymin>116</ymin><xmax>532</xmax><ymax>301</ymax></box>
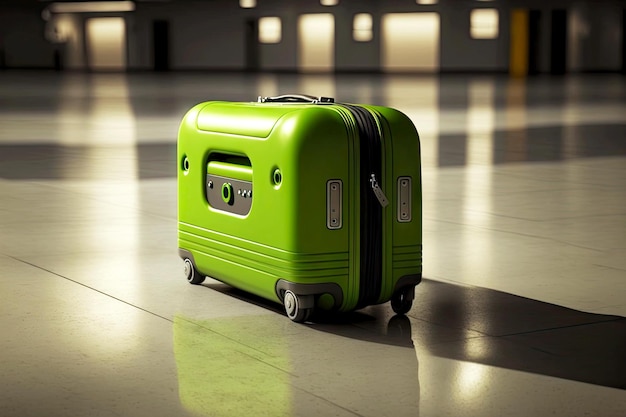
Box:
<box><xmin>0</xmin><ymin>72</ymin><xmax>625</xmax><ymax>417</ymax></box>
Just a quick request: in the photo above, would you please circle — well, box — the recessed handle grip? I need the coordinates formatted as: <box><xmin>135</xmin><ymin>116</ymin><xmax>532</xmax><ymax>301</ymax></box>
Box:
<box><xmin>258</xmin><ymin>94</ymin><xmax>335</xmax><ymax>104</ymax></box>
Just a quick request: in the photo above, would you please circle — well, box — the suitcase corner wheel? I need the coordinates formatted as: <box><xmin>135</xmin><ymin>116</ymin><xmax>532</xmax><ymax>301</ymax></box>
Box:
<box><xmin>390</xmin><ymin>287</ymin><xmax>415</xmax><ymax>315</ymax></box>
<box><xmin>282</xmin><ymin>290</ymin><xmax>314</xmax><ymax>323</ymax></box>
<box><xmin>183</xmin><ymin>258</ymin><xmax>206</xmax><ymax>285</ymax></box>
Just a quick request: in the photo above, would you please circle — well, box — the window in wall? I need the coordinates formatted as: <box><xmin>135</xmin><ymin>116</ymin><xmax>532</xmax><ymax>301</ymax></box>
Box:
<box><xmin>353</xmin><ymin>13</ymin><xmax>373</xmax><ymax>42</ymax></box>
<box><xmin>259</xmin><ymin>17</ymin><xmax>281</xmax><ymax>43</ymax></box>
<box><xmin>298</xmin><ymin>13</ymin><xmax>335</xmax><ymax>72</ymax></box>
<box><xmin>381</xmin><ymin>13</ymin><xmax>440</xmax><ymax>72</ymax></box>
<box><xmin>240</xmin><ymin>0</ymin><xmax>256</xmax><ymax>8</ymax></box>
<box><xmin>321</xmin><ymin>0</ymin><xmax>338</xmax><ymax>6</ymax></box>
<box><xmin>470</xmin><ymin>9</ymin><xmax>499</xmax><ymax>39</ymax></box>
<box><xmin>86</xmin><ymin>17</ymin><xmax>126</xmax><ymax>70</ymax></box>
<box><xmin>416</xmin><ymin>0</ymin><xmax>438</xmax><ymax>5</ymax></box>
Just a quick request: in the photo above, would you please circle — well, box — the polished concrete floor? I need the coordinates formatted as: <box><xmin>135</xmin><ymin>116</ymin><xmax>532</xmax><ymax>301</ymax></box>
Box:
<box><xmin>0</xmin><ymin>71</ymin><xmax>625</xmax><ymax>416</ymax></box>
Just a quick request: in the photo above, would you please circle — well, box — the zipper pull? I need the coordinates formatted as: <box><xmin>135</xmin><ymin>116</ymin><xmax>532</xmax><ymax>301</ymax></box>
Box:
<box><xmin>370</xmin><ymin>174</ymin><xmax>389</xmax><ymax>208</ymax></box>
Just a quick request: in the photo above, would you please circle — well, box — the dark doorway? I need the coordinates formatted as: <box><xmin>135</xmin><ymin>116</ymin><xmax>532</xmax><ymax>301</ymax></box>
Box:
<box><xmin>245</xmin><ymin>19</ymin><xmax>259</xmax><ymax>71</ymax></box>
<box><xmin>528</xmin><ymin>10</ymin><xmax>541</xmax><ymax>75</ymax></box>
<box><xmin>153</xmin><ymin>20</ymin><xmax>170</xmax><ymax>71</ymax></box>
<box><xmin>622</xmin><ymin>9</ymin><xmax>626</xmax><ymax>74</ymax></box>
<box><xmin>550</xmin><ymin>9</ymin><xmax>567</xmax><ymax>75</ymax></box>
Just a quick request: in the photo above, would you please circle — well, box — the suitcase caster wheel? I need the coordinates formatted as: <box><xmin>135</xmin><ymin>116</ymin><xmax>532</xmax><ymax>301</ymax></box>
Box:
<box><xmin>184</xmin><ymin>258</ymin><xmax>205</xmax><ymax>285</ymax></box>
<box><xmin>284</xmin><ymin>290</ymin><xmax>311</xmax><ymax>323</ymax></box>
<box><xmin>391</xmin><ymin>289</ymin><xmax>414</xmax><ymax>315</ymax></box>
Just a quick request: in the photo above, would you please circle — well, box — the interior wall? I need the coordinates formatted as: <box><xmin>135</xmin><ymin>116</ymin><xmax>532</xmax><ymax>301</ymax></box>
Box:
<box><xmin>568</xmin><ymin>1</ymin><xmax>622</xmax><ymax>72</ymax></box>
<box><xmin>333</xmin><ymin>0</ymin><xmax>379</xmax><ymax>71</ymax></box>
<box><xmin>128</xmin><ymin>0</ymin><xmax>512</xmax><ymax>73</ymax></box>
<box><xmin>126</xmin><ymin>0</ymin><xmax>248</xmax><ymax>71</ymax></box>
<box><xmin>439</xmin><ymin>3</ymin><xmax>508</xmax><ymax>72</ymax></box>
<box><xmin>0</xmin><ymin>6</ymin><xmax>55</xmax><ymax>68</ymax></box>
<box><xmin>50</xmin><ymin>13</ymin><xmax>86</xmax><ymax>70</ymax></box>
<box><xmin>509</xmin><ymin>0</ymin><xmax>625</xmax><ymax>74</ymax></box>
<box><xmin>255</xmin><ymin>1</ymin><xmax>298</xmax><ymax>71</ymax></box>
<box><xmin>134</xmin><ymin>0</ymin><xmax>626</xmax><ymax>74</ymax></box>
<box><xmin>0</xmin><ymin>0</ymin><xmax>624</xmax><ymax>73</ymax></box>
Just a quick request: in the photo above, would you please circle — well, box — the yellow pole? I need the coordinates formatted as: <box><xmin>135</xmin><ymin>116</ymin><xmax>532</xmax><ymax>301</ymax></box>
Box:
<box><xmin>510</xmin><ymin>9</ymin><xmax>529</xmax><ymax>77</ymax></box>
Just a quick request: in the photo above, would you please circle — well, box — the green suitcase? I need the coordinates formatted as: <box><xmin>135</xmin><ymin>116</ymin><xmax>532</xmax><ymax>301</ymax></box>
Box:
<box><xmin>178</xmin><ymin>95</ymin><xmax>422</xmax><ymax>322</ymax></box>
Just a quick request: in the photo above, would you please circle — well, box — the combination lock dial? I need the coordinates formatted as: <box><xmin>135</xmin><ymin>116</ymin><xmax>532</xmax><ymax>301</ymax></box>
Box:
<box><xmin>221</xmin><ymin>182</ymin><xmax>234</xmax><ymax>205</ymax></box>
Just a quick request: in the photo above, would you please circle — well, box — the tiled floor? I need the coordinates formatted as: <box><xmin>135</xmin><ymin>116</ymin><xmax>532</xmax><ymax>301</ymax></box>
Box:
<box><xmin>0</xmin><ymin>71</ymin><xmax>624</xmax><ymax>417</ymax></box>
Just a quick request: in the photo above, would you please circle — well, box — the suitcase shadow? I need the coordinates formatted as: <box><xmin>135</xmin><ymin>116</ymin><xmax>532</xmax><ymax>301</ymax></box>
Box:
<box><xmin>203</xmin><ymin>278</ymin><xmax>626</xmax><ymax>390</ymax></box>
<box><xmin>203</xmin><ymin>281</ymin><xmax>415</xmax><ymax>348</ymax></box>
<box><xmin>202</xmin><ymin>281</ymin><xmax>286</xmax><ymax>314</ymax></box>
<box><xmin>409</xmin><ymin>278</ymin><xmax>626</xmax><ymax>390</ymax></box>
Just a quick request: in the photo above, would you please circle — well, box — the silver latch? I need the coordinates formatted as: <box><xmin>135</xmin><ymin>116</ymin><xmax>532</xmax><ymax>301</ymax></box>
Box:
<box><xmin>369</xmin><ymin>174</ymin><xmax>389</xmax><ymax>208</ymax></box>
<box><xmin>397</xmin><ymin>176</ymin><xmax>412</xmax><ymax>222</ymax></box>
<box><xmin>327</xmin><ymin>180</ymin><xmax>343</xmax><ymax>229</ymax></box>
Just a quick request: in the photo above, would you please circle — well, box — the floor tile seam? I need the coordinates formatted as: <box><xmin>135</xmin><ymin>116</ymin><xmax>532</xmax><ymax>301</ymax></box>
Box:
<box><xmin>289</xmin><ymin>384</ymin><xmax>365</xmax><ymax>417</ymax></box>
<box><xmin>433</xmin><ymin>158</ymin><xmax>626</xmax><ymax>174</ymax></box>
<box><xmin>455</xmin><ymin>210</ymin><xmax>621</xmax><ymax>225</ymax></box>
<box><xmin>411</xmin><ymin>319</ymin><xmax>624</xmax><ymax>353</ymax></box>
<box><xmin>7</xmin><ymin>254</ymin><xmax>174</xmax><ymax>324</ymax></box>
<box><xmin>493</xmin><ymin>166</ymin><xmax>626</xmax><ymax>179</ymax></box>
<box><xmin>593</xmin><ymin>264</ymin><xmax>626</xmax><ymax>274</ymax></box>
<box><xmin>3</xmin><ymin>257</ymin><xmax>304</xmax><ymax>373</ymax></box>
<box><xmin>407</xmin><ymin>315</ymin><xmax>492</xmax><ymax>339</ymax></box>
<box><xmin>175</xmin><ymin>316</ymin><xmax>300</xmax><ymax>372</ymax></box>
<box><xmin>480</xmin><ymin>229</ymin><xmax>613</xmax><ymax>253</ymax></box>
<box><xmin>32</xmin><ymin>180</ymin><xmax>144</xmax><ymax>195</ymax></box>
<box><xmin>496</xmin><ymin>317</ymin><xmax>625</xmax><ymax>338</ymax></box>
<box><xmin>436</xmin><ymin>118</ymin><xmax>626</xmax><ymax>133</ymax></box>
<box><xmin>413</xmin><ymin>317</ymin><xmax>576</xmax><ymax>346</ymax></box>
<box><xmin>3</xmin><ymin>250</ymin><xmax>177</xmax><ymax>259</ymax></box>
<box><xmin>486</xmin><ymin>166</ymin><xmax>626</xmax><ymax>179</ymax></box>
<box><xmin>408</xmin><ymin>305</ymin><xmax>625</xmax><ymax>339</ymax></box>
<box><xmin>423</xmin><ymin>219</ymin><xmax>610</xmax><ymax>252</ymax></box>
<box><xmin>0</xmin><ymin>219</ymin><xmax>171</xmax><ymax>227</ymax></box>
<box><xmin>424</xmin><ymin>184</ymin><xmax>602</xmax><ymax>195</ymax></box>
<box><xmin>18</xmin><ymin>180</ymin><xmax>178</xmax><ymax>221</ymax></box>
<box><xmin>411</xmin><ymin>332</ymin><xmax>489</xmax><ymax>350</ymax></box>
<box><xmin>432</xmin><ymin>155</ymin><xmax>626</xmax><ymax>169</ymax></box>
<box><xmin>422</xmin><ymin>190</ymin><xmax>588</xmax><ymax>203</ymax></box>
<box><xmin>426</xmin><ymin>213</ymin><xmax>626</xmax><ymax>227</ymax></box>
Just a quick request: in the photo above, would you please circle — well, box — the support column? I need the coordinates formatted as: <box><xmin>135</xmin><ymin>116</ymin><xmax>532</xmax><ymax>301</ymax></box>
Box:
<box><xmin>510</xmin><ymin>9</ymin><xmax>529</xmax><ymax>77</ymax></box>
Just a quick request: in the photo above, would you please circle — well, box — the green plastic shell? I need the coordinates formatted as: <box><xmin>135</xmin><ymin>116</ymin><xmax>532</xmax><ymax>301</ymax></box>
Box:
<box><xmin>177</xmin><ymin>101</ymin><xmax>421</xmax><ymax>312</ymax></box>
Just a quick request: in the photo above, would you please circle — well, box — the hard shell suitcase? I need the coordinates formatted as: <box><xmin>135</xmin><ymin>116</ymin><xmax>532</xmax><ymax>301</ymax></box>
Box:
<box><xmin>177</xmin><ymin>94</ymin><xmax>422</xmax><ymax>322</ymax></box>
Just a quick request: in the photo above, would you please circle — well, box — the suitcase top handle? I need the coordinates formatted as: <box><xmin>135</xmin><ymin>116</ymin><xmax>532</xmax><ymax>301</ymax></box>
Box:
<box><xmin>257</xmin><ymin>94</ymin><xmax>335</xmax><ymax>104</ymax></box>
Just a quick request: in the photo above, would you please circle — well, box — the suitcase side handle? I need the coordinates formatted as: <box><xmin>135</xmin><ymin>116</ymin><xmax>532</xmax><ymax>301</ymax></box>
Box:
<box><xmin>257</xmin><ymin>94</ymin><xmax>335</xmax><ymax>104</ymax></box>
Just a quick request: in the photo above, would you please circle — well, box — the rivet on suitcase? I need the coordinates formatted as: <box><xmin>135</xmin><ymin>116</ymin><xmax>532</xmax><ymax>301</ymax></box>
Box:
<box><xmin>177</xmin><ymin>94</ymin><xmax>422</xmax><ymax>322</ymax></box>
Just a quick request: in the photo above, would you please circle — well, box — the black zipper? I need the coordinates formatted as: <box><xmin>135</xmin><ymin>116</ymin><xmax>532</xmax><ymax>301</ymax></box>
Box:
<box><xmin>340</xmin><ymin>105</ymin><xmax>383</xmax><ymax>308</ymax></box>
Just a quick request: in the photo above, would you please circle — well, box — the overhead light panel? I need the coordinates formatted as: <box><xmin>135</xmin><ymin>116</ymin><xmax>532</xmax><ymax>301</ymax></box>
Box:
<box><xmin>49</xmin><ymin>1</ymin><xmax>136</xmax><ymax>13</ymax></box>
<box><xmin>239</xmin><ymin>0</ymin><xmax>256</xmax><ymax>8</ymax></box>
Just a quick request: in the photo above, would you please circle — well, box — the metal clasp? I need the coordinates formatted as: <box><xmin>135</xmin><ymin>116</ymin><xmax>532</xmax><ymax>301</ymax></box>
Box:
<box><xmin>370</xmin><ymin>174</ymin><xmax>389</xmax><ymax>208</ymax></box>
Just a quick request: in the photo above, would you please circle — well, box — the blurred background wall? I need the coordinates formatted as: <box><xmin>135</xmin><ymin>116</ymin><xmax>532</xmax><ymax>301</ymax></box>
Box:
<box><xmin>0</xmin><ymin>0</ymin><xmax>624</xmax><ymax>74</ymax></box>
